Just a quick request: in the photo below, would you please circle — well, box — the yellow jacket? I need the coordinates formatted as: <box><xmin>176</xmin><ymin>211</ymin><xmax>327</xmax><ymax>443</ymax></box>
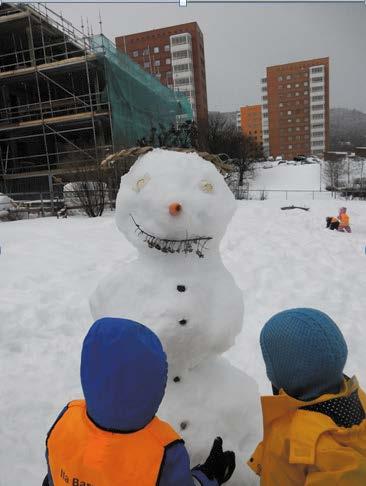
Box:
<box><xmin>248</xmin><ymin>377</ymin><xmax>366</xmax><ymax>485</ymax></box>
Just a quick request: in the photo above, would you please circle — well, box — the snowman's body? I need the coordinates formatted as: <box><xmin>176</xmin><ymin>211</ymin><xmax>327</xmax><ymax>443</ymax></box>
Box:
<box><xmin>91</xmin><ymin>150</ymin><xmax>260</xmax><ymax>484</ymax></box>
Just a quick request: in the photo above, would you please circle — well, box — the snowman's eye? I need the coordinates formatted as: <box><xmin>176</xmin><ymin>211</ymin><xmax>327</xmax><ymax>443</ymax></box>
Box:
<box><xmin>133</xmin><ymin>174</ymin><xmax>150</xmax><ymax>192</ymax></box>
<box><xmin>200</xmin><ymin>180</ymin><xmax>214</xmax><ymax>193</ymax></box>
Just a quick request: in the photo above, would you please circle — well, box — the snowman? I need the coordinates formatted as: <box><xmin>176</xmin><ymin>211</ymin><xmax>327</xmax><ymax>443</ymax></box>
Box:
<box><xmin>90</xmin><ymin>149</ymin><xmax>260</xmax><ymax>484</ymax></box>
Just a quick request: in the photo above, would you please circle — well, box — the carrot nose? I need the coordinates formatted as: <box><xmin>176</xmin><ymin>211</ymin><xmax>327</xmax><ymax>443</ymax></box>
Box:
<box><xmin>169</xmin><ymin>202</ymin><xmax>182</xmax><ymax>216</ymax></box>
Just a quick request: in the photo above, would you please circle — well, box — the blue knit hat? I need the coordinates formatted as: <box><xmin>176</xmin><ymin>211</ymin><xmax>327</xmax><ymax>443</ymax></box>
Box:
<box><xmin>81</xmin><ymin>317</ymin><xmax>167</xmax><ymax>431</ymax></box>
<box><xmin>260</xmin><ymin>308</ymin><xmax>348</xmax><ymax>401</ymax></box>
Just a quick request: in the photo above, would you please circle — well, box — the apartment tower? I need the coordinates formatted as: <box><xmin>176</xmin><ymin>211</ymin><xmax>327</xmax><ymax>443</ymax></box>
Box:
<box><xmin>238</xmin><ymin>105</ymin><xmax>263</xmax><ymax>146</ymax></box>
<box><xmin>116</xmin><ymin>22</ymin><xmax>208</xmax><ymax>133</ymax></box>
<box><xmin>261</xmin><ymin>57</ymin><xmax>329</xmax><ymax>159</ymax></box>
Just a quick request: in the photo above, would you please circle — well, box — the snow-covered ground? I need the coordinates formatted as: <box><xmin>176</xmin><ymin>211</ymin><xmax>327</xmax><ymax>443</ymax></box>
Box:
<box><xmin>1</xmin><ymin>198</ymin><xmax>365</xmax><ymax>484</ymax></box>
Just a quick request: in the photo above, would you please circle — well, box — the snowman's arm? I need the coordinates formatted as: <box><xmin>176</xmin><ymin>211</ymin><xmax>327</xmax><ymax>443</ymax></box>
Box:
<box><xmin>159</xmin><ymin>440</ymin><xmax>218</xmax><ymax>486</ymax></box>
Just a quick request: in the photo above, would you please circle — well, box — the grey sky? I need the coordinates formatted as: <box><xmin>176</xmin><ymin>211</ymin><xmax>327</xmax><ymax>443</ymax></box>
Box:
<box><xmin>56</xmin><ymin>2</ymin><xmax>366</xmax><ymax>113</ymax></box>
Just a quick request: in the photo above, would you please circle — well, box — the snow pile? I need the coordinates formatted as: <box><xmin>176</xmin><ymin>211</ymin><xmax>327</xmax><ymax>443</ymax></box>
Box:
<box><xmin>251</xmin><ymin>163</ymin><xmax>322</xmax><ymax>191</ymax></box>
<box><xmin>0</xmin><ymin>193</ymin><xmax>14</xmax><ymax>218</ymax></box>
<box><xmin>1</xmin><ymin>199</ymin><xmax>366</xmax><ymax>485</ymax></box>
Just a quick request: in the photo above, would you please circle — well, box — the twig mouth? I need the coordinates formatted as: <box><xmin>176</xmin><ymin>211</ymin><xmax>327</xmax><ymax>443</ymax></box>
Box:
<box><xmin>130</xmin><ymin>214</ymin><xmax>212</xmax><ymax>258</ymax></box>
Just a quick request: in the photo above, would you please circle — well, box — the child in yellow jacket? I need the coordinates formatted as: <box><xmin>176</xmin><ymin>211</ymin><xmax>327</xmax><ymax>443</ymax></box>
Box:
<box><xmin>248</xmin><ymin>308</ymin><xmax>366</xmax><ymax>485</ymax></box>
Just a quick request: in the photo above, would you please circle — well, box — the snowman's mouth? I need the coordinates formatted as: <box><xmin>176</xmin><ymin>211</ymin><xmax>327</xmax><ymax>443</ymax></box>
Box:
<box><xmin>130</xmin><ymin>214</ymin><xmax>212</xmax><ymax>258</ymax></box>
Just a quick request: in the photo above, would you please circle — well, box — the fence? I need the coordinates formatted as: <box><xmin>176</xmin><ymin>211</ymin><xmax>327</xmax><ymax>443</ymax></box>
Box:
<box><xmin>234</xmin><ymin>188</ymin><xmax>352</xmax><ymax>201</ymax></box>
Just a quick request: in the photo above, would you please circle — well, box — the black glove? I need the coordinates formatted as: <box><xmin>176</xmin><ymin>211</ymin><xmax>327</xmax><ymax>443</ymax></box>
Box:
<box><xmin>194</xmin><ymin>437</ymin><xmax>236</xmax><ymax>484</ymax></box>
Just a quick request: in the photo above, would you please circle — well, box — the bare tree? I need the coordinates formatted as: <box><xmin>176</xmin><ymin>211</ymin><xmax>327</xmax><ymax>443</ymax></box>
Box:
<box><xmin>322</xmin><ymin>159</ymin><xmax>347</xmax><ymax>191</ymax></box>
<box><xmin>207</xmin><ymin>113</ymin><xmax>263</xmax><ymax>191</ymax></box>
<box><xmin>63</xmin><ymin>166</ymin><xmax>108</xmax><ymax>217</ymax></box>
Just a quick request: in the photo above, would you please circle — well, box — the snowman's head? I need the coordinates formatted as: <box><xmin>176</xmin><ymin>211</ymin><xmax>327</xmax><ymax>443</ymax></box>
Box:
<box><xmin>116</xmin><ymin>149</ymin><xmax>236</xmax><ymax>256</ymax></box>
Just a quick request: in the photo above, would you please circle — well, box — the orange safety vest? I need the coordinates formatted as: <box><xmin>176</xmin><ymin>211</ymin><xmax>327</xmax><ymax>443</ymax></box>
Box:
<box><xmin>47</xmin><ymin>400</ymin><xmax>181</xmax><ymax>486</ymax></box>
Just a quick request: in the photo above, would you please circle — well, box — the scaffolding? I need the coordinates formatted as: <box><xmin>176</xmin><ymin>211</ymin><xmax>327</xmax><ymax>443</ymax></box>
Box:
<box><xmin>0</xmin><ymin>3</ymin><xmax>191</xmax><ymax>205</ymax></box>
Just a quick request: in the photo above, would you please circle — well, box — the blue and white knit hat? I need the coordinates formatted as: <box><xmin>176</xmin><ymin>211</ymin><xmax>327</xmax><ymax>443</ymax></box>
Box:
<box><xmin>260</xmin><ymin>308</ymin><xmax>348</xmax><ymax>401</ymax></box>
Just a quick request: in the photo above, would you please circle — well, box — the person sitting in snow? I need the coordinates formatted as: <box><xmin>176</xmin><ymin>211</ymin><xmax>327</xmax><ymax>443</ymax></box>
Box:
<box><xmin>42</xmin><ymin>317</ymin><xmax>235</xmax><ymax>486</ymax></box>
<box><xmin>337</xmin><ymin>206</ymin><xmax>352</xmax><ymax>233</ymax></box>
<box><xmin>247</xmin><ymin>308</ymin><xmax>366</xmax><ymax>485</ymax></box>
<box><xmin>325</xmin><ymin>215</ymin><xmax>340</xmax><ymax>230</ymax></box>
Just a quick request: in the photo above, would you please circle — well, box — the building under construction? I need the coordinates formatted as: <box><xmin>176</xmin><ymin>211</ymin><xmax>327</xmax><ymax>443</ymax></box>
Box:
<box><xmin>0</xmin><ymin>3</ymin><xmax>192</xmax><ymax>199</ymax></box>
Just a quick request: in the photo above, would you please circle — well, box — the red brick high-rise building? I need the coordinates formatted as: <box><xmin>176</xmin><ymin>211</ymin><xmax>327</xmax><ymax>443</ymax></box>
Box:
<box><xmin>238</xmin><ymin>105</ymin><xmax>263</xmax><ymax>146</ymax></box>
<box><xmin>261</xmin><ymin>57</ymin><xmax>329</xmax><ymax>160</ymax></box>
<box><xmin>116</xmin><ymin>22</ymin><xmax>208</xmax><ymax>135</ymax></box>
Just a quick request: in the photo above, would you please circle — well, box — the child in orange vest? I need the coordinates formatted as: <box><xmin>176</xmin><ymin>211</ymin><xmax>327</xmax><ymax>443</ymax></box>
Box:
<box><xmin>43</xmin><ymin>317</ymin><xmax>235</xmax><ymax>486</ymax></box>
<box><xmin>247</xmin><ymin>308</ymin><xmax>366</xmax><ymax>485</ymax></box>
<box><xmin>337</xmin><ymin>206</ymin><xmax>352</xmax><ymax>233</ymax></box>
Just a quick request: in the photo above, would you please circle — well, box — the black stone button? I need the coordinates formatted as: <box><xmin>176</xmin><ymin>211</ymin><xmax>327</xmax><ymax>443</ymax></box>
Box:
<box><xmin>177</xmin><ymin>285</ymin><xmax>186</xmax><ymax>292</ymax></box>
<box><xmin>180</xmin><ymin>421</ymin><xmax>188</xmax><ymax>430</ymax></box>
<box><xmin>173</xmin><ymin>376</ymin><xmax>181</xmax><ymax>383</ymax></box>
<box><xmin>179</xmin><ymin>319</ymin><xmax>187</xmax><ymax>326</ymax></box>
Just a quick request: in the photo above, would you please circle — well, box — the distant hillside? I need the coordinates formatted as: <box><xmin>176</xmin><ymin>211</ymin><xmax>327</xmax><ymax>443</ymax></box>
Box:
<box><xmin>209</xmin><ymin>111</ymin><xmax>238</xmax><ymax>127</ymax></box>
<box><xmin>330</xmin><ymin>108</ymin><xmax>366</xmax><ymax>150</ymax></box>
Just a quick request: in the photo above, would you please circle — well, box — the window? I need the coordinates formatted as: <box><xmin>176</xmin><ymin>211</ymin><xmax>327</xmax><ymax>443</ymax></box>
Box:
<box><xmin>173</xmin><ymin>63</ymin><xmax>190</xmax><ymax>72</ymax></box>
<box><xmin>296</xmin><ymin>127</ymin><xmax>300</xmax><ymax>131</ymax></box>
<box><xmin>311</xmin><ymin>66</ymin><xmax>323</xmax><ymax>74</ymax></box>
<box><xmin>278</xmin><ymin>76</ymin><xmax>283</xmax><ymax>81</ymax></box>
<box><xmin>288</xmin><ymin>127</ymin><xmax>292</xmax><ymax>132</ymax></box>
<box><xmin>262</xmin><ymin>77</ymin><xmax>267</xmax><ymax>83</ymax></box>
<box><xmin>296</xmin><ymin>135</ymin><xmax>301</xmax><ymax>140</ymax></box>
<box><xmin>175</xmin><ymin>77</ymin><xmax>191</xmax><ymax>86</ymax></box>
<box><xmin>312</xmin><ymin>95</ymin><xmax>324</xmax><ymax>101</ymax></box>
<box><xmin>312</xmin><ymin>140</ymin><xmax>324</xmax><ymax>146</ymax></box>
<box><xmin>286</xmin><ymin>75</ymin><xmax>292</xmax><ymax>80</ymax></box>
<box><xmin>312</xmin><ymin>104</ymin><xmax>324</xmax><ymax>111</ymax></box>
<box><xmin>295</xmin><ymin>92</ymin><xmax>299</xmax><ymax>96</ymax></box>
<box><xmin>166</xmin><ymin>71</ymin><xmax>172</xmax><ymax>77</ymax></box>
<box><xmin>287</xmin><ymin>93</ymin><xmax>291</xmax><ymax>97</ymax></box>
<box><xmin>304</xmin><ymin>126</ymin><xmax>309</xmax><ymax>131</ymax></box>
<box><xmin>288</xmin><ymin>119</ymin><xmax>292</xmax><ymax>123</ymax></box>
<box><xmin>295</xmin><ymin>83</ymin><xmax>299</xmax><ymax>88</ymax></box>
<box><xmin>262</xmin><ymin>86</ymin><xmax>267</xmax><ymax>92</ymax></box>
<box><xmin>288</xmin><ymin>136</ymin><xmax>293</xmax><ymax>141</ymax></box>
<box><xmin>171</xmin><ymin>35</ymin><xmax>188</xmax><ymax>45</ymax></box>
<box><xmin>304</xmin><ymin>81</ymin><xmax>308</xmax><ymax>87</ymax></box>
<box><xmin>287</xmin><ymin>110</ymin><xmax>292</xmax><ymax>115</ymax></box>
<box><xmin>143</xmin><ymin>62</ymin><xmax>150</xmax><ymax>68</ymax></box>
<box><xmin>279</xmin><ymin>102</ymin><xmax>284</xmax><ymax>107</ymax></box>
<box><xmin>164</xmin><ymin>45</ymin><xmax>170</xmax><ymax>52</ymax></box>
<box><xmin>287</xmin><ymin>84</ymin><xmax>291</xmax><ymax>89</ymax></box>
<box><xmin>312</xmin><ymin>123</ymin><xmax>323</xmax><ymax>129</ymax></box>
<box><xmin>155</xmin><ymin>73</ymin><xmax>161</xmax><ymax>79</ymax></box>
<box><xmin>153</xmin><ymin>47</ymin><xmax>159</xmax><ymax>54</ymax></box>
<box><xmin>288</xmin><ymin>145</ymin><xmax>293</xmax><ymax>149</ymax></box>
<box><xmin>172</xmin><ymin>50</ymin><xmax>189</xmax><ymax>60</ymax></box>
<box><xmin>166</xmin><ymin>58</ymin><xmax>171</xmax><ymax>65</ymax></box>
<box><xmin>263</xmin><ymin>104</ymin><xmax>268</xmax><ymax>109</ymax></box>
<box><xmin>133</xmin><ymin>50</ymin><xmax>139</xmax><ymax>57</ymax></box>
<box><xmin>296</xmin><ymin>118</ymin><xmax>301</xmax><ymax>123</ymax></box>
<box><xmin>312</xmin><ymin>76</ymin><xmax>323</xmax><ymax>82</ymax></box>
<box><xmin>312</xmin><ymin>113</ymin><xmax>324</xmax><ymax>120</ymax></box>
<box><xmin>143</xmin><ymin>48</ymin><xmax>149</xmax><ymax>55</ymax></box>
<box><xmin>154</xmin><ymin>60</ymin><xmax>160</xmax><ymax>67</ymax></box>
<box><xmin>304</xmin><ymin>91</ymin><xmax>308</xmax><ymax>95</ymax></box>
<box><xmin>312</xmin><ymin>131</ymin><xmax>324</xmax><ymax>137</ymax></box>
<box><xmin>311</xmin><ymin>86</ymin><xmax>323</xmax><ymax>92</ymax></box>
<box><xmin>263</xmin><ymin>113</ymin><xmax>268</xmax><ymax>118</ymax></box>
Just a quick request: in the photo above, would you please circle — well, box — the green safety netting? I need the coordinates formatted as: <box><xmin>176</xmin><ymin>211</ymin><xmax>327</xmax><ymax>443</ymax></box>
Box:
<box><xmin>91</xmin><ymin>35</ymin><xmax>193</xmax><ymax>149</ymax></box>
